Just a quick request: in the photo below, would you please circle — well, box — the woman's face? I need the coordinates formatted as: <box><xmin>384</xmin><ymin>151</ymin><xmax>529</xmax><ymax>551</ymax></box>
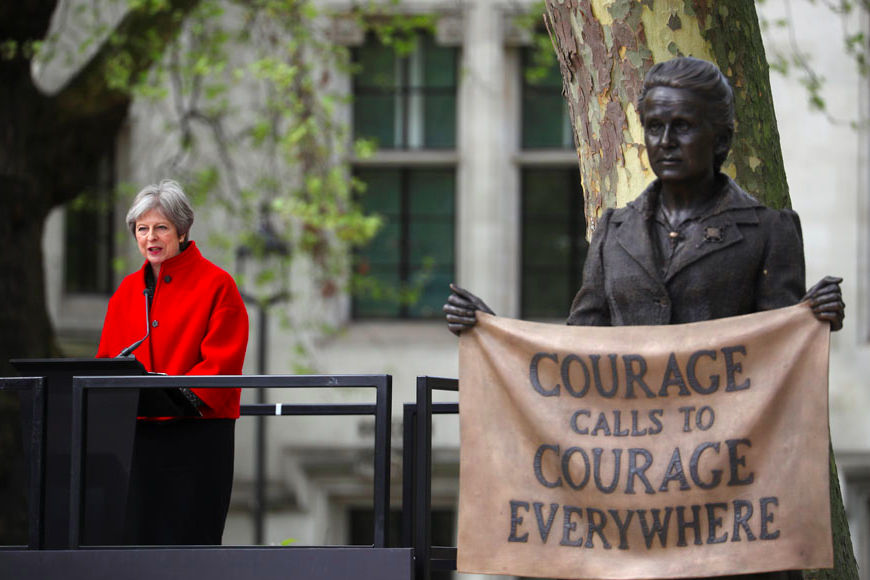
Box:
<box><xmin>135</xmin><ymin>208</ymin><xmax>184</xmax><ymax>274</ymax></box>
<box><xmin>642</xmin><ymin>86</ymin><xmax>723</xmax><ymax>187</ymax></box>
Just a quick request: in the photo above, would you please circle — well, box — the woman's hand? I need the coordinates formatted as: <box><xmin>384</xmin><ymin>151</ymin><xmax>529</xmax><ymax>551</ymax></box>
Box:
<box><xmin>443</xmin><ymin>283</ymin><xmax>495</xmax><ymax>336</ymax></box>
<box><xmin>803</xmin><ymin>275</ymin><xmax>845</xmax><ymax>331</ymax></box>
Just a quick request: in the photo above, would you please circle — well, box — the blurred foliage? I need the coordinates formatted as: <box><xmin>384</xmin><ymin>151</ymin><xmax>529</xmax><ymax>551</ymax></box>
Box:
<box><xmin>38</xmin><ymin>0</ymin><xmax>440</xmax><ymax>365</ymax></box>
<box><xmin>758</xmin><ymin>0</ymin><xmax>869</xmax><ymax>128</ymax></box>
<box><xmin>513</xmin><ymin>1</ymin><xmax>558</xmax><ymax>84</ymax></box>
<box><xmin>506</xmin><ymin>0</ymin><xmax>870</xmax><ymax>129</ymax></box>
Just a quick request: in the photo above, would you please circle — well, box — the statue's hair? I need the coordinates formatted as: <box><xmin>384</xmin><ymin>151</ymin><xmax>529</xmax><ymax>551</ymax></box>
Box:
<box><xmin>637</xmin><ymin>57</ymin><xmax>734</xmax><ymax>173</ymax></box>
<box><xmin>126</xmin><ymin>179</ymin><xmax>194</xmax><ymax>240</ymax></box>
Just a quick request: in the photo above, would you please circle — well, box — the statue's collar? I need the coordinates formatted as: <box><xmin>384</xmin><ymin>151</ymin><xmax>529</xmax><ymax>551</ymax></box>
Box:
<box><xmin>627</xmin><ymin>174</ymin><xmax>763</xmax><ymax>221</ymax></box>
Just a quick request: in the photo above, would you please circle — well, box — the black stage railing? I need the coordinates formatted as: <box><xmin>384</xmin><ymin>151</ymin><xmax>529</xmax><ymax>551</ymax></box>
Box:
<box><xmin>68</xmin><ymin>374</ymin><xmax>392</xmax><ymax>549</ymax></box>
<box><xmin>1</xmin><ymin>372</ymin><xmax>465</xmax><ymax>580</ymax></box>
<box><xmin>402</xmin><ymin>376</ymin><xmax>459</xmax><ymax>580</ymax></box>
<box><xmin>0</xmin><ymin>376</ymin><xmax>45</xmax><ymax>549</ymax></box>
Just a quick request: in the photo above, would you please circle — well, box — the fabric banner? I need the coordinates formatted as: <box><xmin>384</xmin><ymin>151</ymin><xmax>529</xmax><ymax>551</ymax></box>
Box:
<box><xmin>457</xmin><ymin>304</ymin><xmax>832</xmax><ymax>579</ymax></box>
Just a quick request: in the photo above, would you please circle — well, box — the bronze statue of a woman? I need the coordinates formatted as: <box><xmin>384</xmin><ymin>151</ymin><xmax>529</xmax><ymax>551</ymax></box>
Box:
<box><xmin>444</xmin><ymin>57</ymin><xmax>844</xmax><ymax>580</ymax></box>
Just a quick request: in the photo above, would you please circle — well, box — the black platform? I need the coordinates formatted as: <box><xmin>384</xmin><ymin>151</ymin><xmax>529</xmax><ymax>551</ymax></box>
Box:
<box><xmin>0</xmin><ymin>546</ymin><xmax>414</xmax><ymax>580</ymax></box>
<box><xmin>10</xmin><ymin>358</ymin><xmax>146</xmax><ymax>549</ymax></box>
<box><xmin>0</xmin><ymin>370</ymin><xmax>453</xmax><ymax>580</ymax></box>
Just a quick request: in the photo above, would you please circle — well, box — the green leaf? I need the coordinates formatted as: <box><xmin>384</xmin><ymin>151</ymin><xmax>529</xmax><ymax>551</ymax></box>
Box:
<box><xmin>0</xmin><ymin>40</ymin><xmax>17</xmax><ymax>60</ymax></box>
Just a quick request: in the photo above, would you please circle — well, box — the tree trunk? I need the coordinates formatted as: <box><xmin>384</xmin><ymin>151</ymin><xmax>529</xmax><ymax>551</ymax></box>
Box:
<box><xmin>544</xmin><ymin>0</ymin><xmax>788</xmax><ymax>233</ymax></box>
<box><xmin>0</xmin><ymin>5</ymin><xmax>59</xmax><ymax>378</ymax></box>
<box><xmin>0</xmin><ymin>61</ymin><xmax>131</xmax><ymax>378</ymax></box>
<box><xmin>543</xmin><ymin>1</ymin><xmax>858</xmax><ymax>578</ymax></box>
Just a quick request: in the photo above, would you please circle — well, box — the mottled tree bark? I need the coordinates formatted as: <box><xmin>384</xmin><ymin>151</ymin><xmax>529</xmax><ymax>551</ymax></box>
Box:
<box><xmin>544</xmin><ymin>0</ymin><xmax>788</xmax><ymax>232</ymax></box>
<box><xmin>543</xmin><ymin>1</ymin><xmax>857</xmax><ymax>578</ymax></box>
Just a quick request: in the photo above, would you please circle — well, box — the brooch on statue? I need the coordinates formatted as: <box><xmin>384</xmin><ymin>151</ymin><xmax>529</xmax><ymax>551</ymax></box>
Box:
<box><xmin>703</xmin><ymin>226</ymin><xmax>724</xmax><ymax>243</ymax></box>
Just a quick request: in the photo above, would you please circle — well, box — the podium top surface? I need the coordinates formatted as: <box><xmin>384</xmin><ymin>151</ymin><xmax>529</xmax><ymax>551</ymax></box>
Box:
<box><xmin>10</xmin><ymin>358</ymin><xmax>146</xmax><ymax>375</ymax></box>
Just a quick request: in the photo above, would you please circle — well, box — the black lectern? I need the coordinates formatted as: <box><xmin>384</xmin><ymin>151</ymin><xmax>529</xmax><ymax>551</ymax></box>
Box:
<box><xmin>11</xmin><ymin>358</ymin><xmax>144</xmax><ymax>548</ymax></box>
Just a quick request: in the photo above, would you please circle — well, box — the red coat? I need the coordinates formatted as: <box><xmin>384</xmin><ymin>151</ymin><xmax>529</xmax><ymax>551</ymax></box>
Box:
<box><xmin>97</xmin><ymin>242</ymin><xmax>249</xmax><ymax>418</ymax></box>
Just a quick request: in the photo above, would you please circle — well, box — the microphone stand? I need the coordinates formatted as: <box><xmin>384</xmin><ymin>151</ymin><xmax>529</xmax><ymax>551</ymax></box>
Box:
<box><xmin>116</xmin><ymin>288</ymin><xmax>152</xmax><ymax>358</ymax></box>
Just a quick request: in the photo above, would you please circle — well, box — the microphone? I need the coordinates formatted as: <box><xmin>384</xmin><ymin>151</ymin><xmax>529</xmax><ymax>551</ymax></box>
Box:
<box><xmin>116</xmin><ymin>288</ymin><xmax>153</xmax><ymax>358</ymax></box>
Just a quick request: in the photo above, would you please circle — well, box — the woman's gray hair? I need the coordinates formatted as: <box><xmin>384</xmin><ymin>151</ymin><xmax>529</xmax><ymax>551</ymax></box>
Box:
<box><xmin>637</xmin><ymin>56</ymin><xmax>735</xmax><ymax>173</ymax></box>
<box><xmin>126</xmin><ymin>179</ymin><xmax>195</xmax><ymax>240</ymax></box>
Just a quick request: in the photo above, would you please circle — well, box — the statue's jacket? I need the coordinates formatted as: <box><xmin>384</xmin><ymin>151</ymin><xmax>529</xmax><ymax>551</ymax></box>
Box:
<box><xmin>567</xmin><ymin>175</ymin><xmax>807</xmax><ymax>327</ymax></box>
<box><xmin>565</xmin><ymin>182</ymin><xmax>807</xmax><ymax>580</ymax></box>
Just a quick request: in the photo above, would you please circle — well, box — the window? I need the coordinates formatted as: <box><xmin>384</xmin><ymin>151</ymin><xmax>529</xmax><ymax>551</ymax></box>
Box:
<box><xmin>519</xmin><ymin>47</ymin><xmax>587</xmax><ymax>319</ymax></box>
<box><xmin>352</xmin><ymin>31</ymin><xmax>458</xmax><ymax>320</ymax></box>
<box><xmin>520</xmin><ymin>47</ymin><xmax>573</xmax><ymax>149</ymax></box>
<box><xmin>521</xmin><ymin>168</ymin><xmax>587</xmax><ymax>318</ymax></box>
<box><xmin>354</xmin><ymin>168</ymin><xmax>455</xmax><ymax>319</ymax></box>
<box><xmin>353</xmin><ymin>33</ymin><xmax>458</xmax><ymax>149</ymax></box>
<box><xmin>64</xmin><ymin>155</ymin><xmax>116</xmax><ymax>294</ymax></box>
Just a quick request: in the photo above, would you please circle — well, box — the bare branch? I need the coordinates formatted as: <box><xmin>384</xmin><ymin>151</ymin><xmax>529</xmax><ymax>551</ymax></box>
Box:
<box><xmin>187</xmin><ymin>109</ymin><xmax>243</xmax><ymax>199</ymax></box>
<box><xmin>782</xmin><ymin>0</ymin><xmax>856</xmax><ymax>126</ymax></box>
<box><xmin>54</xmin><ymin>0</ymin><xmax>201</xmax><ymax>118</ymax></box>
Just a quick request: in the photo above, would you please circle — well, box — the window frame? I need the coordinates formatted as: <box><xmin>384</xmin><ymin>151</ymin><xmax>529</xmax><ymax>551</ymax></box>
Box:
<box><xmin>352</xmin><ymin>166</ymin><xmax>457</xmax><ymax>320</ymax></box>
<box><xmin>517</xmin><ymin>43</ymin><xmax>587</xmax><ymax>320</ymax></box>
<box><xmin>352</xmin><ymin>32</ymin><xmax>459</xmax><ymax>151</ymax></box>
<box><xmin>518</xmin><ymin>165</ymin><xmax>587</xmax><ymax>320</ymax></box>
<box><xmin>63</xmin><ymin>151</ymin><xmax>117</xmax><ymax>296</ymax></box>
<box><xmin>519</xmin><ymin>45</ymin><xmax>574</xmax><ymax>151</ymax></box>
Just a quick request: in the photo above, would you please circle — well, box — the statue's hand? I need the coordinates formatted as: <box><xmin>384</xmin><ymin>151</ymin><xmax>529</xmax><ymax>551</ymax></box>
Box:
<box><xmin>803</xmin><ymin>275</ymin><xmax>845</xmax><ymax>331</ymax></box>
<box><xmin>443</xmin><ymin>283</ymin><xmax>496</xmax><ymax>336</ymax></box>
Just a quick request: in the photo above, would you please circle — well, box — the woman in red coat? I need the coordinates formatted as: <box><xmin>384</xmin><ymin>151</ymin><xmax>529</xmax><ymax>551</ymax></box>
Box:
<box><xmin>97</xmin><ymin>179</ymin><xmax>248</xmax><ymax>545</ymax></box>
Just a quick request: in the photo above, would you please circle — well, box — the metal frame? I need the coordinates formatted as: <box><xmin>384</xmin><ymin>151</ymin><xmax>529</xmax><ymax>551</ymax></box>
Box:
<box><xmin>401</xmin><ymin>376</ymin><xmax>458</xmax><ymax>580</ymax></box>
<box><xmin>68</xmin><ymin>374</ymin><xmax>392</xmax><ymax>549</ymax></box>
<box><xmin>0</xmin><ymin>377</ymin><xmax>45</xmax><ymax>549</ymax></box>
<box><xmin>0</xmin><ymin>546</ymin><xmax>413</xmax><ymax>580</ymax></box>
<box><xmin>6</xmin><ymin>371</ymin><xmax>468</xmax><ymax>580</ymax></box>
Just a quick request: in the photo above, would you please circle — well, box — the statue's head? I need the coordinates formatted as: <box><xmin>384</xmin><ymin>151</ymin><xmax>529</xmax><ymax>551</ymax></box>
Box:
<box><xmin>637</xmin><ymin>57</ymin><xmax>734</xmax><ymax>173</ymax></box>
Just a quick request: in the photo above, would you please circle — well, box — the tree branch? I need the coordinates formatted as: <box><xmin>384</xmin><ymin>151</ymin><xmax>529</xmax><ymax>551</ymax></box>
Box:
<box><xmin>54</xmin><ymin>0</ymin><xmax>201</xmax><ymax>118</ymax></box>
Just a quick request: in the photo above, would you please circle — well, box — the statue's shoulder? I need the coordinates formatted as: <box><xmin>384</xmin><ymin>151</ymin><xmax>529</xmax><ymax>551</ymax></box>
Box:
<box><xmin>587</xmin><ymin>207</ymin><xmax>618</xmax><ymax>240</ymax></box>
<box><xmin>731</xmin><ymin>180</ymin><xmax>798</xmax><ymax>216</ymax></box>
<box><xmin>598</xmin><ymin>204</ymin><xmax>638</xmax><ymax>234</ymax></box>
<box><xmin>723</xmin><ymin>178</ymin><xmax>804</xmax><ymax>240</ymax></box>
<box><xmin>719</xmin><ymin>176</ymin><xmax>762</xmax><ymax>208</ymax></box>
<box><xmin>617</xmin><ymin>183</ymin><xmax>659</xmax><ymax>223</ymax></box>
